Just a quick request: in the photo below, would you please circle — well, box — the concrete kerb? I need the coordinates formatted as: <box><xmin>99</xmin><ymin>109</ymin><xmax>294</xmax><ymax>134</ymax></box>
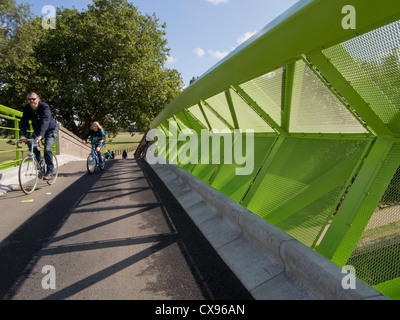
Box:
<box><xmin>146</xmin><ymin>157</ymin><xmax>389</xmax><ymax>300</ymax></box>
<box><xmin>0</xmin><ymin>154</ymin><xmax>85</xmax><ymax>195</ymax></box>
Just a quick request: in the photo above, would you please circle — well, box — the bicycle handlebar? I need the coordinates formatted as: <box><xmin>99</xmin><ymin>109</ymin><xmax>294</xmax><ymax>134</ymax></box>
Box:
<box><xmin>15</xmin><ymin>138</ymin><xmax>42</xmax><ymax>149</ymax></box>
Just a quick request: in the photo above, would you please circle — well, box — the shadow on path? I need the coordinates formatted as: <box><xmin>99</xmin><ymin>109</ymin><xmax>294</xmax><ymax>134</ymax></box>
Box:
<box><xmin>0</xmin><ymin>159</ymin><xmax>253</xmax><ymax>300</ymax></box>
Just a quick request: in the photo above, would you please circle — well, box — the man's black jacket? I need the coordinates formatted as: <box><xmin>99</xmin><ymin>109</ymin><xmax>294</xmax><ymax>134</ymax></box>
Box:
<box><xmin>20</xmin><ymin>102</ymin><xmax>57</xmax><ymax>137</ymax></box>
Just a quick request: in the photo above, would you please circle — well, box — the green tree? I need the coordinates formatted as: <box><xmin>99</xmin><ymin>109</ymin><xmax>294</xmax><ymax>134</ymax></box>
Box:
<box><xmin>39</xmin><ymin>0</ymin><xmax>183</xmax><ymax>136</ymax></box>
<box><xmin>1</xmin><ymin>0</ymin><xmax>183</xmax><ymax>137</ymax></box>
<box><xmin>0</xmin><ymin>0</ymin><xmax>43</xmax><ymax>109</ymax></box>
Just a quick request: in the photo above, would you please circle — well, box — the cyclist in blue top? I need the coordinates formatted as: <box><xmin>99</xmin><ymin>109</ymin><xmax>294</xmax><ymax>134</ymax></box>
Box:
<box><xmin>82</xmin><ymin>121</ymin><xmax>106</xmax><ymax>163</ymax></box>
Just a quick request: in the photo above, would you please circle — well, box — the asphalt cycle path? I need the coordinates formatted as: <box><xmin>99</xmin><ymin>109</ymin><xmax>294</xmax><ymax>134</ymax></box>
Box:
<box><xmin>0</xmin><ymin>158</ymin><xmax>252</xmax><ymax>300</ymax></box>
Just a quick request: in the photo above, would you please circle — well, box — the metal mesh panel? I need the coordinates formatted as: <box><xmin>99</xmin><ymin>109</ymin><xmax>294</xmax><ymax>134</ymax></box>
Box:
<box><xmin>229</xmin><ymin>88</ymin><xmax>275</xmax><ymax>133</ymax></box>
<box><xmin>323</xmin><ymin>20</ymin><xmax>400</xmax><ymax>133</ymax></box>
<box><xmin>200</xmin><ymin>101</ymin><xmax>230</xmax><ymax>131</ymax></box>
<box><xmin>239</xmin><ymin>68</ymin><xmax>283</xmax><ymax>126</ymax></box>
<box><xmin>210</xmin><ymin>135</ymin><xmax>276</xmax><ymax>203</ymax></box>
<box><xmin>175</xmin><ymin>111</ymin><xmax>201</xmax><ymax>133</ymax></box>
<box><xmin>244</xmin><ymin>137</ymin><xmax>369</xmax><ymax>247</ymax></box>
<box><xmin>276</xmin><ymin>185</ymin><xmax>344</xmax><ymax>248</ymax></box>
<box><xmin>290</xmin><ymin>59</ymin><xmax>368</xmax><ymax>134</ymax></box>
<box><xmin>346</xmin><ymin>143</ymin><xmax>400</xmax><ymax>291</ymax></box>
<box><xmin>187</xmin><ymin>104</ymin><xmax>209</xmax><ymax>129</ymax></box>
<box><xmin>205</xmin><ymin>92</ymin><xmax>235</xmax><ymax>129</ymax></box>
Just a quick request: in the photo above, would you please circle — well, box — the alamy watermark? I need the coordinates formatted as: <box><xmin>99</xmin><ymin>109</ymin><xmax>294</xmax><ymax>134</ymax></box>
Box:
<box><xmin>342</xmin><ymin>5</ymin><xmax>356</xmax><ymax>30</ymax></box>
<box><xmin>145</xmin><ymin>121</ymin><xmax>255</xmax><ymax>176</ymax></box>
<box><xmin>42</xmin><ymin>265</ymin><xmax>56</xmax><ymax>290</ymax></box>
<box><xmin>342</xmin><ymin>265</ymin><xmax>357</xmax><ymax>290</ymax></box>
<box><xmin>42</xmin><ymin>5</ymin><xmax>56</xmax><ymax>30</ymax></box>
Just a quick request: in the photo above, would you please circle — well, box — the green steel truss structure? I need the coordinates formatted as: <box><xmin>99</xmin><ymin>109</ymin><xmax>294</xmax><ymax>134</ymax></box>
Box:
<box><xmin>155</xmin><ymin>0</ymin><xmax>400</xmax><ymax>298</ymax></box>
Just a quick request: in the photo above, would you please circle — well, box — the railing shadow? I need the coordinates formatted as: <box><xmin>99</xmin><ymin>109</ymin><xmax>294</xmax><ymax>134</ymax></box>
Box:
<box><xmin>0</xmin><ymin>159</ymin><xmax>253</xmax><ymax>300</ymax></box>
<box><xmin>0</xmin><ymin>160</ymin><xmax>117</xmax><ymax>299</ymax></box>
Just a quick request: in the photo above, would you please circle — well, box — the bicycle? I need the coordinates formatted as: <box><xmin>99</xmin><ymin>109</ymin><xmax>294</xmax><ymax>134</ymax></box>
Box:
<box><xmin>16</xmin><ymin>138</ymin><xmax>59</xmax><ymax>194</ymax></box>
<box><xmin>87</xmin><ymin>144</ymin><xmax>105</xmax><ymax>174</ymax></box>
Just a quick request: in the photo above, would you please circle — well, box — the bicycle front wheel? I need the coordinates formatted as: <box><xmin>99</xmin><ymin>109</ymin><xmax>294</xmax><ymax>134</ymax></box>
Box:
<box><xmin>99</xmin><ymin>156</ymin><xmax>105</xmax><ymax>171</ymax></box>
<box><xmin>87</xmin><ymin>154</ymin><xmax>95</xmax><ymax>174</ymax></box>
<box><xmin>46</xmin><ymin>154</ymin><xmax>59</xmax><ymax>185</ymax></box>
<box><xmin>19</xmin><ymin>156</ymin><xmax>38</xmax><ymax>194</ymax></box>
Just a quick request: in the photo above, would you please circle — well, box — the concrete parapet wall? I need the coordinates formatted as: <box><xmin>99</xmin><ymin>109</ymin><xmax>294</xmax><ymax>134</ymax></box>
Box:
<box><xmin>147</xmin><ymin>157</ymin><xmax>389</xmax><ymax>300</ymax></box>
<box><xmin>57</xmin><ymin>125</ymin><xmax>90</xmax><ymax>159</ymax></box>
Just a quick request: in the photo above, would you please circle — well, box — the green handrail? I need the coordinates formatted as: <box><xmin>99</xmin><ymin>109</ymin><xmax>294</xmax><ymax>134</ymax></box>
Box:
<box><xmin>0</xmin><ymin>104</ymin><xmax>32</xmax><ymax>170</ymax></box>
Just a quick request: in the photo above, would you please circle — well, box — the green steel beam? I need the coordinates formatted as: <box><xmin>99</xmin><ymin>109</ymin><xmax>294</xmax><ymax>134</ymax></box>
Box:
<box><xmin>240</xmin><ymin>134</ymin><xmax>286</xmax><ymax>205</ymax></box>
<box><xmin>281</xmin><ymin>62</ymin><xmax>296</xmax><ymax>132</ymax></box>
<box><xmin>150</xmin><ymin>0</ymin><xmax>400</xmax><ymax>129</ymax></box>
<box><xmin>172</xmin><ymin>114</ymin><xmax>184</xmax><ymax>132</ymax></box>
<box><xmin>225</xmin><ymin>89</ymin><xmax>239</xmax><ymax>130</ymax></box>
<box><xmin>198</xmin><ymin>103</ymin><xmax>212</xmax><ymax>130</ymax></box>
<box><xmin>316</xmin><ymin>137</ymin><xmax>399</xmax><ymax>264</ymax></box>
<box><xmin>288</xmin><ymin>132</ymin><xmax>372</xmax><ymax>140</ymax></box>
<box><xmin>183</xmin><ymin>109</ymin><xmax>208</xmax><ymax>133</ymax></box>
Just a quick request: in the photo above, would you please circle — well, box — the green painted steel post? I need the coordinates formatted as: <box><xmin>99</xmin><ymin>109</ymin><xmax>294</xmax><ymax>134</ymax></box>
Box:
<box><xmin>316</xmin><ymin>137</ymin><xmax>399</xmax><ymax>266</ymax></box>
<box><xmin>281</xmin><ymin>62</ymin><xmax>296</xmax><ymax>132</ymax></box>
<box><xmin>14</xmin><ymin>115</ymin><xmax>20</xmax><ymax>163</ymax></box>
<box><xmin>198</xmin><ymin>102</ymin><xmax>212</xmax><ymax>130</ymax></box>
<box><xmin>225</xmin><ymin>89</ymin><xmax>239</xmax><ymax>130</ymax></box>
<box><xmin>240</xmin><ymin>134</ymin><xmax>285</xmax><ymax>205</ymax></box>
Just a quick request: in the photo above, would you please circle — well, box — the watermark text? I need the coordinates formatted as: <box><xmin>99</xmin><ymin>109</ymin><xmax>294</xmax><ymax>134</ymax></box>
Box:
<box><xmin>146</xmin><ymin>122</ymin><xmax>255</xmax><ymax>176</ymax></box>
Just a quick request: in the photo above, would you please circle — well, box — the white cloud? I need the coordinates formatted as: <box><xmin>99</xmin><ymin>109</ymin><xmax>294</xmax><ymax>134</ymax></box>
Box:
<box><xmin>208</xmin><ymin>49</ymin><xmax>230</xmax><ymax>60</ymax></box>
<box><xmin>204</xmin><ymin>0</ymin><xmax>229</xmax><ymax>5</ymax></box>
<box><xmin>205</xmin><ymin>31</ymin><xmax>256</xmax><ymax>62</ymax></box>
<box><xmin>166</xmin><ymin>55</ymin><xmax>178</xmax><ymax>64</ymax></box>
<box><xmin>193</xmin><ymin>47</ymin><xmax>206</xmax><ymax>58</ymax></box>
<box><xmin>237</xmin><ymin>31</ymin><xmax>257</xmax><ymax>45</ymax></box>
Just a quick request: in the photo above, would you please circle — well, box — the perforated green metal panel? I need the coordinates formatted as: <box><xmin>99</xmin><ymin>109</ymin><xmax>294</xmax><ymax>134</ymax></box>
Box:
<box><xmin>239</xmin><ymin>68</ymin><xmax>283</xmax><ymax>127</ymax></box>
<box><xmin>229</xmin><ymin>88</ymin><xmax>275</xmax><ymax>133</ymax></box>
<box><xmin>210</xmin><ymin>135</ymin><xmax>276</xmax><ymax>203</ymax></box>
<box><xmin>323</xmin><ymin>20</ymin><xmax>400</xmax><ymax>133</ymax></box>
<box><xmin>290</xmin><ymin>60</ymin><xmax>369</xmax><ymax>134</ymax></box>
<box><xmin>242</xmin><ymin>137</ymin><xmax>369</xmax><ymax>246</ymax></box>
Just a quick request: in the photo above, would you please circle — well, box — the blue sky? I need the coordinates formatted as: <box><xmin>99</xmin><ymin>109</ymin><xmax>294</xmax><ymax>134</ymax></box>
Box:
<box><xmin>18</xmin><ymin>0</ymin><xmax>299</xmax><ymax>86</ymax></box>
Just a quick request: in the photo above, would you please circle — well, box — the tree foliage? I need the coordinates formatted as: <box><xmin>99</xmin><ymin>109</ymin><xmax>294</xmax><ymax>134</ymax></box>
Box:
<box><xmin>0</xmin><ymin>0</ymin><xmax>183</xmax><ymax>137</ymax></box>
<box><xmin>0</xmin><ymin>0</ymin><xmax>42</xmax><ymax>107</ymax></box>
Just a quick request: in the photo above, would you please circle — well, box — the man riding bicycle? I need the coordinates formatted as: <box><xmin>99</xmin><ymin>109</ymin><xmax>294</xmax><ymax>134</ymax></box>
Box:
<box><xmin>19</xmin><ymin>92</ymin><xmax>57</xmax><ymax>180</ymax></box>
<box><xmin>82</xmin><ymin>121</ymin><xmax>106</xmax><ymax>163</ymax></box>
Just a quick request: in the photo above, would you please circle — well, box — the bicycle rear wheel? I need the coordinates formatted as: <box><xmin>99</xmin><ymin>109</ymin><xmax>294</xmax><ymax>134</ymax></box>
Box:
<box><xmin>87</xmin><ymin>154</ymin><xmax>95</xmax><ymax>174</ymax></box>
<box><xmin>46</xmin><ymin>154</ymin><xmax>59</xmax><ymax>185</ymax></box>
<box><xmin>19</xmin><ymin>156</ymin><xmax>38</xmax><ymax>194</ymax></box>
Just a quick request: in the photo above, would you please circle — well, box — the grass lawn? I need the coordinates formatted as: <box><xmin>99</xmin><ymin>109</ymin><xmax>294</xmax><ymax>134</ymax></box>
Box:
<box><xmin>104</xmin><ymin>132</ymin><xmax>144</xmax><ymax>153</ymax></box>
<box><xmin>0</xmin><ymin>138</ymin><xmax>27</xmax><ymax>164</ymax></box>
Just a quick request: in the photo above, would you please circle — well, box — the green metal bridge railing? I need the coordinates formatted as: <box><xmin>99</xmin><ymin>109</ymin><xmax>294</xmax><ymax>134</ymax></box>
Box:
<box><xmin>0</xmin><ymin>104</ymin><xmax>57</xmax><ymax>171</ymax></box>
<box><xmin>0</xmin><ymin>104</ymin><xmax>27</xmax><ymax>170</ymax></box>
<box><xmin>148</xmin><ymin>0</ymin><xmax>400</xmax><ymax>299</ymax></box>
